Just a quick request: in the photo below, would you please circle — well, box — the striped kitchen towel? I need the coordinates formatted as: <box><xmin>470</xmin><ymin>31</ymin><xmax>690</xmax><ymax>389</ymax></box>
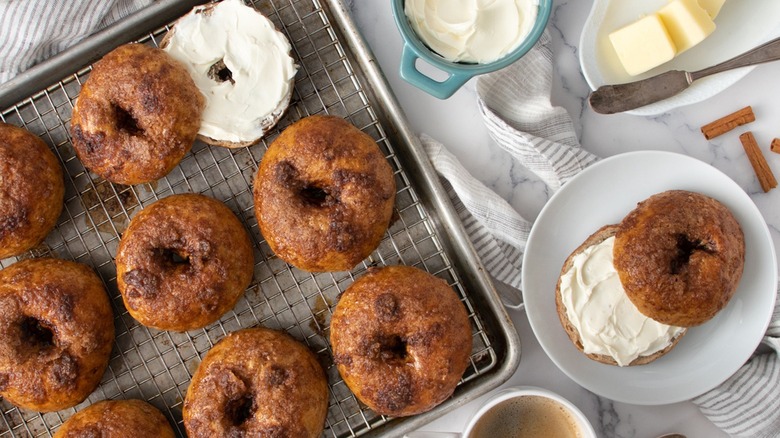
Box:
<box><xmin>0</xmin><ymin>0</ymin><xmax>152</xmax><ymax>85</ymax></box>
<box><xmin>692</xmin><ymin>299</ymin><xmax>780</xmax><ymax>437</ymax></box>
<box><xmin>420</xmin><ymin>29</ymin><xmax>780</xmax><ymax>438</ymax></box>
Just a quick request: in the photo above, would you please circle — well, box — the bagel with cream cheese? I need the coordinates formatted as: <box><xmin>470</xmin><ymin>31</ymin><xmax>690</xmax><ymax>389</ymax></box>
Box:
<box><xmin>556</xmin><ymin>225</ymin><xmax>686</xmax><ymax>367</ymax></box>
<box><xmin>161</xmin><ymin>0</ymin><xmax>297</xmax><ymax>148</ymax></box>
<box><xmin>555</xmin><ymin>190</ymin><xmax>745</xmax><ymax>366</ymax></box>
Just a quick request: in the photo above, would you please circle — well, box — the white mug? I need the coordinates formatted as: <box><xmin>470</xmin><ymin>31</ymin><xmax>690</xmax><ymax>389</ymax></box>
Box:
<box><xmin>405</xmin><ymin>386</ymin><xmax>597</xmax><ymax>438</ymax></box>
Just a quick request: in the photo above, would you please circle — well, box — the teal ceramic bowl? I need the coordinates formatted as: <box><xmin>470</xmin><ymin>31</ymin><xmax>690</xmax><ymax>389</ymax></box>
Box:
<box><xmin>392</xmin><ymin>0</ymin><xmax>552</xmax><ymax>99</ymax></box>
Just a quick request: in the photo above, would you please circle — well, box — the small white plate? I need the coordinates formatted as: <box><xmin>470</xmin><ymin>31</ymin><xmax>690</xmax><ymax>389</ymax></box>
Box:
<box><xmin>522</xmin><ymin>151</ymin><xmax>777</xmax><ymax>405</ymax></box>
<box><xmin>579</xmin><ymin>0</ymin><xmax>780</xmax><ymax>115</ymax></box>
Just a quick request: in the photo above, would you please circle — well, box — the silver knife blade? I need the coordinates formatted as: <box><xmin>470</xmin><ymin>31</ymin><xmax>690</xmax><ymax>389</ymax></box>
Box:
<box><xmin>588</xmin><ymin>70</ymin><xmax>693</xmax><ymax>114</ymax></box>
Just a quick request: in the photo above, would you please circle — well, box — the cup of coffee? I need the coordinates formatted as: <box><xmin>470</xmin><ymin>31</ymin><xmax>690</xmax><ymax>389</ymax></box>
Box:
<box><xmin>405</xmin><ymin>386</ymin><xmax>596</xmax><ymax>438</ymax></box>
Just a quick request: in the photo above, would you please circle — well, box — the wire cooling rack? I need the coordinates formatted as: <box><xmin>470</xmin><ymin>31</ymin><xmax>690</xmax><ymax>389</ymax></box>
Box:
<box><xmin>0</xmin><ymin>1</ymin><xmax>504</xmax><ymax>436</ymax></box>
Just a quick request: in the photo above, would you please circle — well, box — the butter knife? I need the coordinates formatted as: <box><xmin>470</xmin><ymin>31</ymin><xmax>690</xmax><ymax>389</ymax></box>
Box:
<box><xmin>589</xmin><ymin>36</ymin><xmax>780</xmax><ymax>114</ymax></box>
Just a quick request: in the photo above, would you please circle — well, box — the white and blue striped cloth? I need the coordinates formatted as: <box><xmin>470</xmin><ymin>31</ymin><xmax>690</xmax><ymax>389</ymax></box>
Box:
<box><xmin>422</xmin><ymin>30</ymin><xmax>780</xmax><ymax>438</ymax></box>
<box><xmin>0</xmin><ymin>0</ymin><xmax>152</xmax><ymax>85</ymax></box>
<box><xmin>1</xmin><ymin>2</ymin><xmax>778</xmax><ymax>436</ymax></box>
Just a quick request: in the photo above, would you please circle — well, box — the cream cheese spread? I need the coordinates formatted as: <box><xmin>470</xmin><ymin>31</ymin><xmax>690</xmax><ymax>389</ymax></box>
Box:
<box><xmin>559</xmin><ymin>236</ymin><xmax>685</xmax><ymax>367</ymax></box>
<box><xmin>163</xmin><ymin>0</ymin><xmax>297</xmax><ymax>143</ymax></box>
<box><xmin>404</xmin><ymin>0</ymin><xmax>539</xmax><ymax>64</ymax></box>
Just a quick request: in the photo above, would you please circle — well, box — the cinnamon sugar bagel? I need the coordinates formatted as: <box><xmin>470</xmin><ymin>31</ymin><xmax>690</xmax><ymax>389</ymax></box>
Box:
<box><xmin>330</xmin><ymin>266</ymin><xmax>472</xmax><ymax>416</ymax></box>
<box><xmin>70</xmin><ymin>43</ymin><xmax>203</xmax><ymax>185</ymax></box>
<box><xmin>556</xmin><ymin>225</ymin><xmax>686</xmax><ymax>367</ymax></box>
<box><xmin>54</xmin><ymin>399</ymin><xmax>175</xmax><ymax>438</ymax></box>
<box><xmin>183</xmin><ymin>328</ymin><xmax>328</xmax><ymax>438</ymax></box>
<box><xmin>614</xmin><ymin>190</ymin><xmax>745</xmax><ymax>327</ymax></box>
<box><xmin>0</xmin><ymin>122</ymin><xmax>64</xmax><ymax>259</ymax></box>
<box><xmin>116</xmin><ymin>194</ymin><xmax>254</xmax><ymax>331</ymax></box>
<box><xmin>0</xmin><ymin>259</ymin><xmax>114</xmax><ymax>412</ymax></box>
<box><xmin>253</xmin><ymin>115</ymin><xmax>396</xmax><ymax>272</ymax></box>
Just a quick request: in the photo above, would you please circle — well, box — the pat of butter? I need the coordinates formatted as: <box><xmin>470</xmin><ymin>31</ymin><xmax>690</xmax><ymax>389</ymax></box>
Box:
<box><xmin>659</xmin><ymin>0</ymin><xmax>716</xmax><ymax>53</ymax></box>
<box><xmin>609</xmin><ymin>15</ymin><xmax>677</xmax><ymax>76</ymax></box>
<box><xmin>698</xmin><ymin>0</ymin><xmax>726</xmax><ymax>19</ymax></box>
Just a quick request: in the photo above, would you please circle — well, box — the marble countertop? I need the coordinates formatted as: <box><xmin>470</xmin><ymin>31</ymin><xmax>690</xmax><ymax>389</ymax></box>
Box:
<box><xmin>349</xmin><ymin>1</ymin><xmax>780</xmax><ymax>437</ymax></box>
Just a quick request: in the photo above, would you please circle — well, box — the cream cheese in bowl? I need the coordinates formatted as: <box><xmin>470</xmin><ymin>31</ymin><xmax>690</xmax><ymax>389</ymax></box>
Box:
<box><xmin>404</xmin><ymin>0</ymin><xmax>539</xmax><ymax>64</ymax></box>
<box><xmin>392</xmin><ymin>0</ymin><xmax>551</xmax><ymax>98</ymax></box>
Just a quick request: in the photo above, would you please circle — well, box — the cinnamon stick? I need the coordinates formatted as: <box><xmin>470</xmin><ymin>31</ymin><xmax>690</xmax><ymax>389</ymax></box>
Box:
<box><xmin>701</xmin><ymin>106</ymin><xmax>755</xmax><ymax>140</ymax></box>
<box><xmin>771</xmin><ymin>138</ymin><xmax>780</xmax><ymax>154</ymax></box>
<box><xmin>739</xmin><ymin>132</ymin><xmax>777</xmax><ymax>192</ymax></box>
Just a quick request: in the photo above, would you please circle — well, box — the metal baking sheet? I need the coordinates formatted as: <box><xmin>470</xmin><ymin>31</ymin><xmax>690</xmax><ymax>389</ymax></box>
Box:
<box><xmin>0</xmin><ymin>0</ymin><xmax>521</xmax><ymax>436</ymax></box>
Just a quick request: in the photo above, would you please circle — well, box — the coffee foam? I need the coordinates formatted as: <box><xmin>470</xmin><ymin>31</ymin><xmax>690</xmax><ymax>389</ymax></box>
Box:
<box><xmin>469</xmin><ymin>395</ymin><xmax>582</xmax><ymax>438</ymax></box>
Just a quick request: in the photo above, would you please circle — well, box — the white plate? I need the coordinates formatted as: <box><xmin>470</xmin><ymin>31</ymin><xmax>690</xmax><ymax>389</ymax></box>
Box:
<box><xmin>579</xmin><ymin>0</ymin><xmax>780</xmax><ymax>115</ymax></box>
<box><xmin>521</xmin><ymin>151</ymin><xmax>777</xmax><ymax>405</ymax></box>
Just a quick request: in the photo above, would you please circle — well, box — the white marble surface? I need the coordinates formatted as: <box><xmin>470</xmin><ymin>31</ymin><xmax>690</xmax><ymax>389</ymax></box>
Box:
<box><xmin>349</xmin><ymin>1</ymin><xmax>780</xmax><ymax>437</ymax></box>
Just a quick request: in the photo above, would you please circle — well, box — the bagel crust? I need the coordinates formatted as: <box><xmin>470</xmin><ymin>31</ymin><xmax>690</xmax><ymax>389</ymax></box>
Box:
<box><xmin>0</xmin><ymin>123</ymin><xmax>64</xmax><ymax>259</ymax></box>
<box><xmin>53</xmin><ymin>399</ymin><xmax>175</xmax><ymax>438</ymax></box>
<box><xmin>70</xmin><ymin>43</ymin><xmax>204</xmax><ymax>185</ymax></box>
<box><xmin>330</xmin><ymin>266</ymin><xmax>472</xmax><ymax>417</ymax></box>
<box><xmin>183</xmin><ymin>328</ymin><xmax>328</xmax><ymax>438</ymax></box>
<box><xmin>116</xmin><ymin>193</ymin><xmax>254</xmax><ymax>332</ymax></box>
<box><xmin>614</xmin><ymin>190</ymin><xmax>745</xmax><ymax>327</ymax></box>
<box><xmin>254</xmin><ymin>115</ymin><xmax>396</xmax><ymax>272</ymax></box>
<box><xmin>0</xmin><ymin>258</ymin><xmax>114</xmax><ymax>412</ymax></box>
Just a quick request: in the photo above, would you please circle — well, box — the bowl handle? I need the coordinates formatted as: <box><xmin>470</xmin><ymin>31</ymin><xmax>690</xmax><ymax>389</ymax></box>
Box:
<box><xmin>399</xmin><ymin>44</ymin><xmax>473</xmax><ymax>99</ymax></box>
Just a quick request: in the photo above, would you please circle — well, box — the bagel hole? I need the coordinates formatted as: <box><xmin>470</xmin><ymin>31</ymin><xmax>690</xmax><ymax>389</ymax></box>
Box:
<box><xmin>20</xmin><ymin>317</ymin><xmax>55</xmax><ymax>349</ymax></box>
<box><xmin>208</xmin><ymin>59</ymin><xmax>235</xmax><ymax>85</ymax></box>
<box><xmin>671</xmin><ymin>234</ymin><xmax>714</xmax><ymax>274</ymax></box>
<box><xmin>156</xmin><ymin>248</ymin><xmax>190</xmax><ymax>267</ymax></box>
<box><xmin>225</xmin><ymin>394</ymin><xmax>255</xmax><ymax>427</ymax></box>
<box><xmin>300</xmin><ymin>185</ymin><xmax>329</xmax><ymax>207</ymax></box>
<box><xmin>113</xmin><ymin>104</ymin><xmax>142</xmax><ymax>136</ymax></box>
<box><xmin>380</xmin><ymin>335</ymin><xmax>408</xmax><ymax>363</ymax></box>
